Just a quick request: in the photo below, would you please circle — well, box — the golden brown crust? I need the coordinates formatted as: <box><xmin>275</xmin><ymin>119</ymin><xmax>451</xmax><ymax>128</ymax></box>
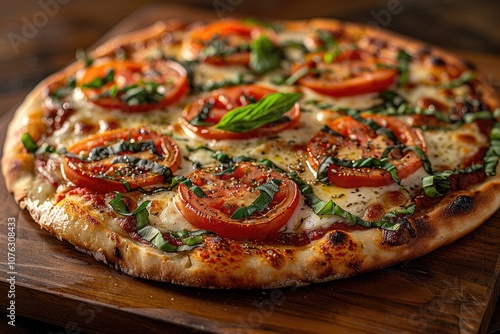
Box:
<box><xmin>3</xmin><ymin>17</ymin><xmax>500</xmax><ymax>289</ymax></box>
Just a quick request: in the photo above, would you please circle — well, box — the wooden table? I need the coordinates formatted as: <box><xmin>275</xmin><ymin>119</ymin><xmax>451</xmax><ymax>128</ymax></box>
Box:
<box><xmin>1</xmin><ymin>1</ymin><xmax>500</xmax><ymax>333</ymax></box>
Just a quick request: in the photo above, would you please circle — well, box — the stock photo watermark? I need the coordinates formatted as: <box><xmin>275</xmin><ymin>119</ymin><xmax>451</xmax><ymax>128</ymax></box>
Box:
<box><xmin>237</xmin><ymin>286</ymin><xmax>298</xmax><ymax>328</ymax></box>
<box><xmin>7</xmin><ymin>0</ymin><xmax>72</xmax><ymax>54</ymax></box>
<box><xmin>6</xmin><ymin>217</ymin><xmax>17</xmax><ymax>327</ymax></box>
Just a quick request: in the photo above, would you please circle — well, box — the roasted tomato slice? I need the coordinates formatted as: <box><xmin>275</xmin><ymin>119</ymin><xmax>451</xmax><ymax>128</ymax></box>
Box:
<box><xmin>175</xmin><ymin>162</ymin><xmax>299</xmax><ymax>240</ymax></box>
<box><xmin>63</xmin><ymin>128</ymin><xmax>181</xmax><ymax>193</ymax></box>
<box><xmin>182</xmin><ymin>19</ymin><xmax>277</xmax><ymax>66</ymax></box>
<box><xmin>181</xmin><ymin>85</ymin><xmax>300</xmax><ymax>140</ymax></box>
<box><xmin>292</xmin><ymin>49</ymin><xmax>397</xmax><ymax>97</ymax></box>
<box><xmin>78</xmin><ymin>58</ymin><xmax>188</xmax><ymax>112</ymax></box>
<box><xmin>308</xmin><ymin>115</ymin><xmax>425</xmax><ymax>188</ymax></box>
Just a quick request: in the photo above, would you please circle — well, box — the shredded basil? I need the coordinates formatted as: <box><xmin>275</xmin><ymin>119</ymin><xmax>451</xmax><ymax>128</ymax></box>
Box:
<box><xmin>442</xmin><ymin>71</ymin><xmax>475</xmax><ymax>89</ymax></box>
<box><xmin>76</xmin><ymin>49</ymin><xmax>94</xmax><ymax>66</ymax></box>
<box><xmin>231</xmin><ymin>179</ymin><xmax>282</xmax><ymax>219</ymax></box>
<box><xmin>196</xmin><ymin>73</ymin><xmax>254</xmax><ymax>92</ymax></box>
<box><xmin>317</xmin><ymin>156</ymin><xmax>400</xmax><ymax>184</ymax></box>
<box><xmin>199</xmin><ymin>36</ymin><xmax>248</xmax><ymax>60</ymax></box>
<box><xmin>397</xmin><ymin>49</ymin><xmax>412</xmax><ymax>86</ymax></box>
<box><xmin>484</xmin><ymin>122</ymin><xmax>500</xmax><ymax>176</ymax></box>
<box><xmin>215</xmin><ymin>92</ymin><xmax>301</xmax><ymax>132</ymax></box>
<box><xmin>288</xmin><ymin>172</ymin><xmax>407</xmax><ymax>231</ymax></box>
<box><xmin>173</xmin><ymin>176</ymin><xmax>206</xmax><ymax>198</ymax></box>
<box><xmin>108</xmin><ymin>193</ymin><xmax>208</xmax><ymax>251</ymax></box>
<box><xmin>347</xmin><ymin>110</ymin><xmax>399</xmax><ymax>144</ymax></box>
<box><xmin>82</xmin><ymin>69</ymin><xmax>115</xmax><ymax>89</ymax></box>
<box><xmin>21</xmin><ymin>133</ymin><xmax>39</xmax><ymax>153</ymax></box>
<box><xmin>316</xmin><ymin>29</ymin><xmax>337</xmax><ymax>51</ymax></box>
<box><xmin>189</xmin><ymin>100</ymin><xmax>215</xmax><ymax>126</ymax></box>
<box><xmin>249</xmin><ymin>35</ymin><xmax>281</xmax><ymax>74</ymax></box>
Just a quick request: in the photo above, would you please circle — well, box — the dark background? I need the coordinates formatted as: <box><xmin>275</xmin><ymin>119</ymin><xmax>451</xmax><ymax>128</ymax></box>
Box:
<box><xmin>1</xmin><ymin>0</ymin><xmax>499</xmax><ymax>332</ymax></box>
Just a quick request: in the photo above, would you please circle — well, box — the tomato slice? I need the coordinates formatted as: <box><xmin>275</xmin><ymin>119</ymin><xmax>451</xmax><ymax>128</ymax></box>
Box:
<box><xmin>182</xmin><ymin>19</ymin><xmax>277</xmax><ymax>66</ymax></box>
<box><xmin>308</xmin><ymin>115</ymin><xmax>425</xmax><ymax>188</ymax></box>
<box><xmin>79</xmin><ymin>58</ymin><xmax>188</xmax><ymax>112</ymax></box>
<box><xmin>292</xmin><ymin>49</ymin><xmax>397</xmax><ymax>97</ymax></box>
<box><xmin>63</xmin><ymin>128</ymin><xmax>181</xmax><ymax>193</ymax></box>
<box><xmin>181</xmin><ymin>85</ymin><xmax>300</xmax><ymax>140</ymax></box>
<box><xmin>175</xmin><ymin>162</ymin><xmax>299</xmax><ymax>240</ymax></box>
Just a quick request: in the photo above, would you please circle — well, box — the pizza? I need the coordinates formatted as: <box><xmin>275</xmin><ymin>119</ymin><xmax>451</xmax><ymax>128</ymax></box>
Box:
<box><xmin>2</xmin><ymin>18</ymin><xmax>500</xmax><ymax>289</ymax></box>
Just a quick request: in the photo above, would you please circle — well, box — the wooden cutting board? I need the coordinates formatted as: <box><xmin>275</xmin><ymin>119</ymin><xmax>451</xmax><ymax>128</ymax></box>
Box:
<box><xmin>1</xmin><ymin>5</ymin><xmax>500</xmax><ymax>333</ymax></box>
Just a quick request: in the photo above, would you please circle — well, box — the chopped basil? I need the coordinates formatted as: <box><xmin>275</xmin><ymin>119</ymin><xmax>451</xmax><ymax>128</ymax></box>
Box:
<box><xmin>316</xmin><ymin>29</ymin><xmax>337</xmax><ymax>51</ymax></box>
<box><xmin>121</xmin><ymin>82</ymin><xmax>164</xmax><ymax>105</ymax></box>
<box><xmin>88</xmin><ymin>140</ymin><xmax>158</xmax><ymax>162</ymax></box>
<box><xmin>188</xmin><ymin>100</ymin><xmax>215</xmax><ymax>126</ymax></box>
<box><xmin>397</xmin><ymin>49</ymin><xmax>412</xmax><ymax>86</ymax></box>
<box><xmin>76</xmin><ymin>49</ymin><xmax>94</xmax><ymax>66</ymax></box>
<box><xmin>82</xmin><ymin>69</ymin><xmax>115</xmax><ymax>89</ymax></box>
<box><xmin>284</xmin><ymin>67</ymin><xmax>310</xmax><ymax>86</ymax></box>
<box><xmin>288</xmin><ymin>173</ymin><xmax>406</xmax><ymax>230</ymax></box>
<box><xmin>172</xmin><ymin>176</ymin><xmax>206</xmax><ymax>198</ymax></box>
<box><xmin>347</xmin><ymin>110</ymin><xmax>399</xmax><ymax>144</ymax></box>
<box><xmin>215</xmin><ymin>92</ymin><xmax>301</xmax><ymax>132</ymax></box>
<box><xmin>484</xmin><ymin>122</ymin><xmax>500</xmax><ymax>176</ymax></box>
<box><xmin>317</xmin><ymin>156</ymin><xmax>400</xmax><ymax>184</ymax></box>
<box><xmin>196</xmin><ymin>73</ymin><xmax>254</xmax><ymax>92</ymax></box>
<box><xmin>108</xmin><ymin>193</ymin><xmax>208</xmax><ymax>251</ymax></box>
<box><xmin>111</xmin><ymin>156</ymin><xmax>172</xmax><ymax>177</ymax></box>
<box><xmin>422</xmin><ymin>171</ymin><xmax>453</xmax><ymax>197</ymax></box>
<box><xmin>199</xmin><ymin>36</ymin><xmax>249</xmax><ymax>60</ymax></box>
<box><xmin>21</xmin><ymin>133</ymin><xmax>39</xmax><ymax>153</ymax></box>
<box><xmin>462</xmin><ymin>110</ymin><xmax>494</xmax><ymax>124</ymax></box>
<box><xmin>249</xmin><ymin>35</ymin><xmax>281</xmax><ymax>74</ymax></box>
<box><xmin>442</xmin><ymin>71</ymin><xmax>475</xmax><ymax>89</ymax></box>
<box><xmin>231</xmin><ymin>179</ymin><xmax>282</xmax><ymax>219</ymax></box>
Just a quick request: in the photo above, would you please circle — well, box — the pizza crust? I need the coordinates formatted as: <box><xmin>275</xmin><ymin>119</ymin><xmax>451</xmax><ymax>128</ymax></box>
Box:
<box><xmin>3</xmin><ymin>18</ymin><xmax>500</xmax><ymax>289</ymax></box>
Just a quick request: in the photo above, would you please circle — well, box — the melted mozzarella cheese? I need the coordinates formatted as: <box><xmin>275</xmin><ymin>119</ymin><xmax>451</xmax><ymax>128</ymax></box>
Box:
<box><xmin>29</xmin><ymin>26</ymin><xmax>489</xmax><ymax>237</ymax></box>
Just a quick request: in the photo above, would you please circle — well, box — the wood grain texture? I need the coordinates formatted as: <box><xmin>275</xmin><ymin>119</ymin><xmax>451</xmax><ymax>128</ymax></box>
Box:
<box><xmin>1</xmin><ymin>4</ymin><xmax>500</xmax><ymax>334</ymax></box>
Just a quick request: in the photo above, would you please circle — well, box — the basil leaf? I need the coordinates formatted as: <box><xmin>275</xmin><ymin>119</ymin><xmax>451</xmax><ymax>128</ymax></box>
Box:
<box><xmin>189</xmin><ymin>100</ymin><xmax>215</xmax><ymax>126</ymax></box>
<box><xmin>175</xmin><ymin>176</ymin><xmax>206</xmax><ymax>198</ymax></box>
<box><xmin>82</xmin><ymin>69</ymin><xmax>114</xmax><ymax>89</ymax></box>
<box><xmin>249</xmin><ymin>35</ymin><xmax>281</xmax><ymax>74</ymax></box>
<box><xmin>109</xmin><ymin>194</ymin><xmax>208</xmax><ymax>252</ymax></box>
<box><xmin>422</xmin><ymin>171</ymin><xmax>453</xmax><ymax>198</ymax></box>
<box><xmin>442</xmin><ymin>71</ymin><xmax>475</xmax><ymax>89</ymax></box>
<box><xmin>76</xmin><ymin>49</ymin><xmax>94</xmax><ymax>66</ymax></box>
<box><xmin>397</xmin><ymin>49</ymin><xmax>412</xmax><ymax>86</ymax></box>
<box><xmin>215</xmin><ymin>92</ymin><xmax>301</xmax><ymax>132</ymax></box>
<box><xmin>484</xmin><ymin>122</ymin><xmax>500</xmax><ymax>176</ymax></box>
<box><xmin>231</xmin><ymin>179</ymin><xmax>282</xmax><ymax>219</ymax></box>
<box><xmin>21</xmin><ymin>133</ymin><xmax>39</xmax><ymax>153</ymax></box>
<box><xmin>317</xmin><ymin>156</ymin><xmax>401</xmax><ymax>184</ymax></box>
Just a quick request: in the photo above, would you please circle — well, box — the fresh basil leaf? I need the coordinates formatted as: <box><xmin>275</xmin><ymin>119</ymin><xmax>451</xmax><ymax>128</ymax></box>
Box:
<box><xmin>215</xmin><ymin>92</ymin><xmax>301</xmax><ymax>132</ymax></box>
<box><xmin>82</xmin><ymin>69</ymin><xmax>115</xmax><ymax>89</ymax></box>
<box><xmin>76</xmin><ymin>49</ymin><xmax>94</xmax><ymax>66</ymax></box>
<box><xmin>442</xmin><ymin>71</ymin><xmax>475</xmax><ymax>89</ymax></box>
<box><xmin>463</xmin><ymin>110</ymin><xmax>494</xmax><ymax>124</ymax></box>
<box><xmin>231</xmin><ymin>179</ymin><xmax>282</xmax><ymax>219</ymax></box>
<box><xmin>317</xmin><ymin>156</ymin><xmax>401</xmax><ymax>184</ymax></box>
<box><xmin>249</xmin><ymin>35</ymin><xmax>281</xmax><ymax>74</ymax></box>
<box><xmin>484</xmin><ymin>122</ymin><xmax>500</xmax><ymax>176</ymax></box>
<box><xmin>189</xmin><ymin>100</ymin><xmax>215</xmax><ymax>126</ymax></box>
<box><xmin>21</xmin><ymin>133</ymin><xmax>39</xmax><ymax>153</ymax></box>
<box><xmin>397</xmin><ymin>49</ymin><xmax>412</xmax><ymax>86</ymax></box>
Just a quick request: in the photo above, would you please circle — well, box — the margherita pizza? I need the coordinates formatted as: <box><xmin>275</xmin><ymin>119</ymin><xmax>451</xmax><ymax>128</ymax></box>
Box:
<box><xmin>2</xmin><ymin>18</ymin><xmax>500</xmax><ymax>288</ymax></box>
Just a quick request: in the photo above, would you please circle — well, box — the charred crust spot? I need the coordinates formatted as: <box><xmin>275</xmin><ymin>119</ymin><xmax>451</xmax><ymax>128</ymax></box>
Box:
<box><xmin>328</xmin><ymin>230</ymin><xmax>348</xmax><ymax>246</ymax></box>
<box><xmin>447</xmin><ymin>195</ymin><xmax>473</xmax><ymax>215</ymax></box>
<box><xmin>114</xmin><ymin>247</ymin><xmax>121</xmax><ymax>258</ymax></box>
<box><xmin>429</xmin><ymin>56</ymin><xmax>446</xmax><ymax>66</ymax></box>
<box><xmin>382</xmin><ymin>217</ymin><xmax>416</xmax><ymax>246</ymax></box>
